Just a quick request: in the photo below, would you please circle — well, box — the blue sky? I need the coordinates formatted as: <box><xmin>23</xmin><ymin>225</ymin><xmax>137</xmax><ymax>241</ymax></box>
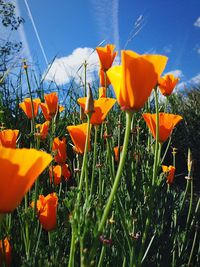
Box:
<box><xmin>7</xmin><ymin>0</ymin><xmax>200</xmax><ymax>89</ymax></box>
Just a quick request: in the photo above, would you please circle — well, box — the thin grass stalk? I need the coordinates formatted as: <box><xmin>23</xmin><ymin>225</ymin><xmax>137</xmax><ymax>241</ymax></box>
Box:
<box><xmin>90</xmin><ymin>125</ymin><xmax>98</xmax><ymax>195</ymax></box>
<box><xmin>187</xmin><ymin>227</ymin><xmax>198</xmax><ymax>267</ymax></box>
<box><xmin>77</xmin><ymin>113</ymin><xmax>91</xmax><ymax>203</ymax></box>
<box><xmin>88</xmin><ymin>111</ymin><xmax>133</xmax><ymax>263</ymax></box>
<box><xmin>98</xmin><ymin>111</ymin><xmax>132</xmax><ymax>232</ymax></box>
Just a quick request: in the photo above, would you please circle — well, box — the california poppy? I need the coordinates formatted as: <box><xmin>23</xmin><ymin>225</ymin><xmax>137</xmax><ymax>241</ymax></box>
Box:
<box><xmin>19</xmin><ymin>98</ymin><xmax>41</xmax><ymax>119</ymax></box>
<box><xmin>52</xmin><ymin>137</ymin><xmax>67</xmax><ymax>163</ymax></box>
<box><xmin>142</xmin><ymin>113</ymin><xmax>183</xmax><ymax>143</ymax></box>
<box><xmin>158</xmin><ymin>74</ymin><xmax>179</xmax><ymax>96</ymax></box>
<box><xmin>31</xmin><ymin>193</ymin><xmax>58</xmax><ymax>231</ymax></box>
<box><xmin>77</xmin><ymin>97</ymin><xmax>116</xmax><ymax>125</ymax></box>
<box><xmin>36</xmin><ymin>121</ymin><xmax>49</xmax><ymax>139</ymax></box>
<box><xmin>162</xmin><ymin>165</ymin><xmax>176</xmax><ymax>184</ymax></box>
<box><xmin>67</xmin><ymin>123</ymin><xmax>91</xmax><ymax>154</ymax></box>
<box><xmin>114</xmin><ymin>146</ymin><xmax>123</xmax><ymax>162</ymax></box>
<box><xmin>98</xmin><ymin>87</ymin><xmax>107</xmax><ymax>98</ymax></box>
<box><xmin>0</xmin><ymin>238</ymin><xmax>11</xmax><ymax>267</ymax></box>
<box><xmin>107</xmin><ymin>50</ymin><xmax>168</xmax><ymax>111</ymax></box>
<box><xmin>49</xmin><ymin>164</ymin><xmax>71</xmax><ymax>185</ymax></box>
<box><xmin>0</xmin><ymin>129</ymin><xmax>19</xmax><ymax>148</ymax></box>
<box><xmin>96</xmin><ymin>44</ymin><xmax>117</xmax><ymax>71</ymax></box>
<box><xmin>0</xmin><ymin>147</ymin><xmax>52</xmax><ymax>213</ymax></box>
<box><xmin>40</xmin><ymin>92</ymin><xmax>61</xmax><ymax>120</ymax></box>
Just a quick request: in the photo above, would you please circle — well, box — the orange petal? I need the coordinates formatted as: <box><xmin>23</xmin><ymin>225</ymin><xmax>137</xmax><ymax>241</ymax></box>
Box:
<box><xmin>0</xmin><ymin>147</ymin><xmax>52</xmax><ymax>213</ymax></box>
<box><xmin>67</xmin><ymin>123</ymin><xmax>91</xmax><ymax>154</ymax></box>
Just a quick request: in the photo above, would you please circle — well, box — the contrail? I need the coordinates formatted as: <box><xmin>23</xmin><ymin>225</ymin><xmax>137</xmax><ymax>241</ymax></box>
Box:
<box><xmin>23</xmin><ymin>0</ymin><xmax>48</xmax><ymax>66</ymax></box>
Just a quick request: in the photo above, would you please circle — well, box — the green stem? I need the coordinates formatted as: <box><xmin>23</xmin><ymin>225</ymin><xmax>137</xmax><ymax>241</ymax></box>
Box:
<box><xmin>24</xmin><ymin>65</ymin><xmax>35</xmax><ymax>133</ymax></box>
<box><xmin>97</xmin><ymin>246</ymin><xmax>106</xmax><ymax>267</ymax></box>
<box><xmin>68</xmin><ymin>227</ymin><xmax>76</xmax><ymax>267</ymax></box>
<box><xmin>152</xmin><ymin>88</ymin><xmax>160</xmax><ymax>186</ymax></box>
<box><xmin>84</xmin><ymin>61</ymin><xmax>87</xmax><ymax>97</ymax></box>
<box><xmin>90</xmin><ymin>125</ymin><xmax>98</xmax><ymax>195</ymax></box>
<box><xmin>104</xmin><ymin>70</ymin><xmax>107</xmax><ymax>97</ymax></box>
<box><xmin>187</xmin><ymin>228</ymin><xmax>197</xmax><ymax>267</ymax></box>
<box><xmin>77</xmin><ymin>114</ymin><xmax>91</xmax><ymax>203</ymax></box>
<box><xmin>98</xmin><ymin>111</ymin><xmax>132</xmax><ymax>233</ymax></box>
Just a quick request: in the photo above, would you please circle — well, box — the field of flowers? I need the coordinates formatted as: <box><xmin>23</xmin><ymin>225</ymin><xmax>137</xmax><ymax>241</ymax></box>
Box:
<box><xmin>0</xmin><ymin>44</ymin><xmax>199</xmax><ymax>267</ymax></box>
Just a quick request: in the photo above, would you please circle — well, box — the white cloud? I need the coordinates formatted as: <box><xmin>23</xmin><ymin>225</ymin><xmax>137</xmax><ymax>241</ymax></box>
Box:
<box><xmin>194</xmin><ymin>17</ymin><xmax>200</xmax><ymax>27</ymax></box>
<box><xmin>177</xmin><ymin>73</ymin><xmax>200</xmax><ymax>91</ymax></box>
<box><xmin>90</xmin><ymin>0</ymin><xmax>120</xmax><ymax>50</ymax></box>
<box><xmin>43</xmin><ymin>47</ymin><xmax>100</xmax><ymax>86</ymax></box>
<box><xmin>197</xmin><ymin>48</ymin><xmax>200</xmax><ymax>54</ymax></box>
<box><xmin>164</xmin><ymin>69</ymin><xmax>183</xmax><ymax>78</ymax></box>
<box><xmin>190</xmin><ymin>73</ymin><xmax>200</xmax><ymax>84</ymax></box>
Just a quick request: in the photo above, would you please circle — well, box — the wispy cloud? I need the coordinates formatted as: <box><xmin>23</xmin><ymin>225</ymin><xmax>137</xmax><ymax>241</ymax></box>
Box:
<box><xmin>177</xmin><ymin>73</ymin><xmax>200</xmax><ymax>91</ymax></box>
<box><xmin>162</xmin><ymin>45</ymin><xmax>172</xmax><ymax>54</ymax></box>
<box><xmin>44</xmin><ymin>47</ymin><xmax>99</xmax><ymax>86</ymax></box>
<box><xmin>90</xmin><ymin>0</ymin><xmax>120</xmax><ymax>50</ymax></box>
<box><xmin>194</xmin><ymin>17</ymin><xmax>200</xmax><ymax>27</ymax></box>
<box><xmin>2</xmin><ymin>0</ymin><xmax>33</xmax><ymax>63</ymax></box>
<box><xmin>164</xmin><ymin>69</ymin><xmax>183</xmax><ymax>78</ymax></box>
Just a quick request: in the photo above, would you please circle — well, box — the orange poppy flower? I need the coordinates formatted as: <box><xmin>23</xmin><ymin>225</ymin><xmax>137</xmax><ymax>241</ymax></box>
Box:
<box><xmin>67</xmin><ymin>123</ymin><xmax>91</xmax><ymax>154</ymax></box>
<box><xmin>162</xmin><ymin>165</ymin><xmax>176</xmax><ymax>184</ymax></box>
<box><xmin>77</xmin><ymin>97</ymin><xmax>116</xmax><ymax>125</ymax></box>
<box><xmin>114</xmin><ymin>146</ymin><xmax>123</xmax><ymax>162</ymax></box>
<box><xmin>19</xmin><ymin>98</ymin><xmax>41</xmax><ymax>119</ymax></box>
<box><xmin>0</xmin><ymin>238</ymin><xmax>11</xmax><ymax>267</ymax></box>
<box><xmin>40</xmin><ymin>92</ymin><xmax>60</xmax><ymax>120</ymax></box>
<box><xmin>96</xmin><ymin>44</ymin><xmax>117</xmax><ymax>71</ymax></box>
<box><xmin>49</xmin><ymin>164</ymin><xmax>71</xmax><ymax>185</ymax></box>
<box><xmin>158</xmin><ymin>74</ymin><xmax>179</xmax><ymax>96</ymax></box>
<box><xmin>142</xmin><ymin>113</ymin><xmax>183</xmax><ymax>143</ymax></box>
<box><xmin>107</xmin><ymin>50</ymin><xmax>168</xmax><ymax>111</ymax></box>
<box><xmin>52</xmin><ymin>137</ymin><xmax>67</xmax><ymax>164</ymax></box>
<box><xmin>31</xmin><ymin>193</ymin><xmax>58</xmax><ymax>231</ymax></box>
<box><xmin>0</xmin><ymin>147</ymin><xmax>52</xmax><ymax>213</ymax></box>
<box><xmin>98</xmin><ymin>87</ymin><xmax>106</xmax><ymax>98</ymax></box>
<box><xmin>99</xmin><ymin>69</ymin><xmax>111</xmax><ymax>87</ymax></box>
<box><xmin>36</xmin><ymin>121</ymin><xmax>49</xmax><ymax>139</ymax></box>
<box><xmin>0</xmin><ymin>129</ymin><xmax>19</xmax><ymax>148</ymax></box>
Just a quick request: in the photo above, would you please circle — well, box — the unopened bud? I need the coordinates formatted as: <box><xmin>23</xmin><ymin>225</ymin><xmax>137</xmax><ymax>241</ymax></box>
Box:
<box><xmin>85</xmin><ymin>83</ymin><xmax>94</xmax><ymax>114</ymax></box>
<box><xmin>187</xmin><ymin>148</ymin><xmax>193</xmax><ymax>174</ymax></box>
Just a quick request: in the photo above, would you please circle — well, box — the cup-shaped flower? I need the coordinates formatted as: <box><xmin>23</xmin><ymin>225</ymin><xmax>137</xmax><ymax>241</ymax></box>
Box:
<box><xmin>67</xmin><ymin>123</ymin><xmax>91</xmax><ymax>154</ymax></box>
<box><xmin>158</xmin><ymin>74</ymin><xmax>179</xmax><ymax>96</ymax></box>
<box><xmin>19</xmin><ymin>98</ymin><xmax>41</xmax><ymax>119</ymax></box>
<box><xmin>142</xmin><ymin>113</ymin><xmax>183</xmax><ymax>143</ymax></box>
<box><xmin>40</xmin><ymin>92</ymin><xmax>61</xmax><ymax>120</ymax></box>
<box><xmin>0</xmin><ymin>147</ymin><xmax>52</xmax><ymax>213</ymax></box>
<box><xmin>0</xmin><ymin>129</ymin><xmax>19</xmax><ymax>148</ymax></box>
<box><xmin>77</xmin><ymin>97</ymin><xmax>116</xmax><ymax>125</ymax></box>
<box><xmin>49</xmin><ymin>164</ymin><xmax>71</xmax><ymax>186</ymax></box>
<box><xmin>162</xmin><ymin>165</ymin><xmax>176</xmax><ymax>184</ymax></box>
<box><xmin>52</xmin><ymin>137</ymin><xmax>67</xmax><ymax>163</ymax></box>
<box><xmin>31</xmin><ymin>193</ymin><xmax>58</xmax><ymax>231</ymax></box>
<box><xmin>0</xmin><ymin>238</ymin><xmax>11</xmax><ymax>267</ymax></box>
<box><xmin>96</xmin><ymin>44</ymin><xmax>117</xmax><ymax>71</ymax></box>
<box><xmin>98</xmin><ymin>87</ymin><xmax>106</xmax><ymax>98</ymax></box>
<box><xmin>44</xmin><ymin>92</ymin><xmax>58</xmax><ymax>116</ymax></box>
<box><xmin>107</xmin><ymin>50</ymin><xmax>168</xmax><ymax>111</ymax></box>
<box><xmin>99</xmin><ymin>69</ymin><xmax>111</xmax><ymax>87</ymax></box>
<box><xmin>36</xmin><ymin>121</ymin><xmax>49</xmax><ymax>139</ymax></box>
